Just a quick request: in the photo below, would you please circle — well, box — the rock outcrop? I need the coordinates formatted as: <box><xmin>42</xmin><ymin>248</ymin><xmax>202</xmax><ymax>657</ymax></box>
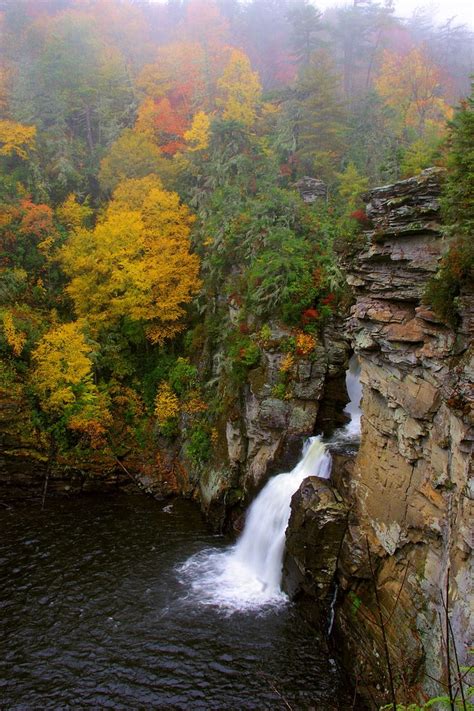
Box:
<box><xmin>284</xmin><ymin>168</ymin><xmax>472</xmax><ymax>706</ymax></box>
<box><xmin>198</xmin><ymin>321</ymin><xmax>350</xmax><ymax>530</ymax></box>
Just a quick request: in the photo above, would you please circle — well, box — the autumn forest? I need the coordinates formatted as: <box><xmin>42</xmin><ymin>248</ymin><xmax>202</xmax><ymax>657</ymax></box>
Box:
<box><xmin>0</xmin><ymin>0</ymin><xmax>472</xmax><ymax>471</ymax></box>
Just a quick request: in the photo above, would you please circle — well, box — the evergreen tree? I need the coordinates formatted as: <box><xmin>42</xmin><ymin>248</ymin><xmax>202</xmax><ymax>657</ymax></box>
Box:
<box><xmin>291</xmin><ymin>50</ymin><xmax>347</xmax><ymax>182</ymax></box>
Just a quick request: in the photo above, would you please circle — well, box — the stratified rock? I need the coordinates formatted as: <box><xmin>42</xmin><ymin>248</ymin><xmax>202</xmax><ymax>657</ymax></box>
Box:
<box><xmin>295</xmin><ymin>176</ymin><xmax>327</xmax><ymax>203</ymax></box>
<box><xmin>336</xmin><ymin>167</ymin><xmax>473</xmax><ymax>706</ymax></box>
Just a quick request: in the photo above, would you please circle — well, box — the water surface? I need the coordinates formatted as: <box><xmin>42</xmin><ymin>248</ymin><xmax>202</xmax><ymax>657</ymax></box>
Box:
<box><xmin>1</xmin><ymin>495</ymin><xmax>349</xmax><ymax>709</ymax></box>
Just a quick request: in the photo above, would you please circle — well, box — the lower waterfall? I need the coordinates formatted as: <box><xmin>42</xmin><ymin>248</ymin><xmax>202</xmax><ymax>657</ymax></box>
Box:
<box><xmin>179</xmin><ymin>358</ymin><xmax>361</xmax><ymax>613</ymax></box>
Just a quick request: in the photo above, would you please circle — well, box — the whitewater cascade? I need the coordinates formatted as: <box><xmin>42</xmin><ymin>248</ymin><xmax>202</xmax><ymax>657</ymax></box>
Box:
<box><xmin>179</xmin><ymin>357</ymin><xmax>362</xmax><ymax>612</ymax></box>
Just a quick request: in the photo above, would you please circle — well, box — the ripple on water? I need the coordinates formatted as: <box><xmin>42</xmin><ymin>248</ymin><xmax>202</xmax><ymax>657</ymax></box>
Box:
<box><xmin>1</xmin><ymin>494</ymin><xmax>350</xmax><ymax>709</ymax></box>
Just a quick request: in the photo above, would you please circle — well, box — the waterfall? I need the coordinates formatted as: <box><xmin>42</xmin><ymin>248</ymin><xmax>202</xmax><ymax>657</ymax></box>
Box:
<box><xmin>178</xmin><ymin>358</ymin><xmax>362</xmax><ymax>612</ymax></box>
<box><xmin>342</xmin><ymin>354</ymin><xmax>362</xmax><ymax>438</ymax></box>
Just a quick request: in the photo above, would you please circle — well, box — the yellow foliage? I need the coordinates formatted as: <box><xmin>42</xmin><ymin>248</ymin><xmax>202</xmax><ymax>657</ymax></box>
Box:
<box><xmin>108</xmin><ymin>174</ymin><xmax>163</xmax><ymax>213</ymax></box>
<box><xmin>56</xmin><ymin>194</ymin><xmax>93</xmax><ymax>230</ymax></box>
<box><xmin>154</xmin><ymin>382</ymin><xmax>180</xmax><ymax>425</ymax></box>
<box><xmin>217</xmin><ymin>49</ymin><xmax>261</xmax><ymax>126</ymax></box>
<box><xmin>375</xmin><ymin>48</ymin><xmax>453</xmax><ymax>135</ymax></box>
<box><xmin>0</xmin><ymin>120</ymin><xmax>36</xmax><ymax>159</ymax></box>
<box><xmin>280</xmin><ymin>353</ymin><xmax>295</xmax><ymax>373</ymax></box>
<box><xmin>31</xmin><ymin>321</ymin><xmax>95</xmax><ymax>414</ymax></box>
<box><xmin>59</xmin><ymin>177</ymin><xmax>201</xmax><ymax>344</ymax></box>
<box><xmin>295</xmin><ymin>332</ymin><xmax>316</xmax><ymax>356</ymax></box>
<box><xmin>184</xmin><ymin>111</ymin><xmax>211</xmax><ymax>151</ymax></box>
<box><xmin>2</xmin><ymin>311</ymin><xmax>27</xmax><ymax>356</ymax></box>
<box><xmin>135</xmin><ymin>97</ymin><xmax>159</xmax><ymax>140</ymax></box>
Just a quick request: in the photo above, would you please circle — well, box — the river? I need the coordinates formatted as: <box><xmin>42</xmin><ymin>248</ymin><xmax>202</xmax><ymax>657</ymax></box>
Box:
<box><xmin>1</xmin><ymin>494</ymin><xmax>351</xmax><ymax>709</ymax></box>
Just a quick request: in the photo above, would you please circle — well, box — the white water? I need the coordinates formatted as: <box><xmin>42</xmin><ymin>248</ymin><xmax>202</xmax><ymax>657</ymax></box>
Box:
<box><xmin>341</xmin><ymin>355</ymin><xmax>362</xmax><ymax>439</ymax></box>
<box><xmin>179</xmin><ymin>358</ymin><xmax>362</xmax><ymax>613</ymax></box>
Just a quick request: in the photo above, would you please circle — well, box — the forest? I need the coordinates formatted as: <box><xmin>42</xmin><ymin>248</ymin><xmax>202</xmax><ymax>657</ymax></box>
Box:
<box><xmin>1</xmin><ymin>1</ymin><xmax>474</xmax><ymax>709</ymax></box>
<box><xmin>0</xmin><ymin>0</ymin><xmax>472</xmax><ymax>471</ymax></box>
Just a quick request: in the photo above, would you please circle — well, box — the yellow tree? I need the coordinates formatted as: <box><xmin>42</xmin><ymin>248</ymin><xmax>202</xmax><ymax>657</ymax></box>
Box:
<box><xmin>0</xmin><ymin>120</ymin><xmax>36</xmax><ymax>159</ymax></box>
<box><xmin>375</xmin><ymin>47</ymin><xmax>452</xmax><ymax>135</ymax></box>
<box><xmin>31</xmin><ymin>321</ymin><xmax>95</xmax><ymax>414</ymax></box>
<box><xmin>184</xmin><ymin>111</ymin><xmax>211</xmax><ymax>151</ymax></box>
<box><xmin>31</xmin><ymin>321</ymin><xmax>111</xmax><ymax>448</ymax></box>
<box><xmin>56</xmin><ymin>194</ymin><xmax>93</xmax><ymax>231</ymax></box>
<box><xmin>217</xmin><ymin>50</ymin><xmax>262</xmax><ymax>126</ymax></box>
<box><xmin>58</xmin><ymin>177</ymin><xmax>201</xmax><ymax>345</ymax></box>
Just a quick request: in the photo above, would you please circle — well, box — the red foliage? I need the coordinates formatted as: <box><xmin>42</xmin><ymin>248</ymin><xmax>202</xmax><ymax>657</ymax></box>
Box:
<box><xmin>321</xmin><ymin>293</ymin><xmax>335</xmax><ymax>306</ymax></box>
<box><xmin>349</xmin><ymin>209</ymin><xmax>371</xmax><ymax>227</ymax></box>
<box><xmin>239</xmin><ymin>322</ymin><xmax>250</xmax><ymax>334</ymax></box>
<box><xmin>19</xmin><ymin>200</ymin><xmax>54</xmax><ymax>238</ymax></box>
<box><xmin>301</xmin><ymin>307</ymin><xmax>319</xmax><ymax>324</ymax></box>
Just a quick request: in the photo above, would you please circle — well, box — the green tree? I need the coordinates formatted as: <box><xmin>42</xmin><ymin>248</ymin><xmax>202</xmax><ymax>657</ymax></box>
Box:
<box><xmin>291</xmin><ymin>50</ymin><xmax>347</xmax><ymax>182</ymax></box>
<box><xmin>287</xmin><ymin>1</ymin><xmax>323</xmax><ymax>68</ymax></box>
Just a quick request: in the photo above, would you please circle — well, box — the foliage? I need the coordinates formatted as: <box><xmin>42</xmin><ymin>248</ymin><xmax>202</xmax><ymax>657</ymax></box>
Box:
<box><xmin>290</xmin><ymin>50</ymin><xmax>348</xmax><ymax>181</ymax></box>
<box><xmin>59</xmin><ymin>177</ymin><xmax>201</xmax><ymax>345</ymax></box>
<box><xmin>424</xmin><ymin>88</ymin><xmax>474</xmax><ymax>326</ymax></box>
<box><xmin>2</xmin><ymin>310</ymin><xmax>27</xmax><ymax>357</ymax></box>
<box><xmin>30</xmin><ymin>321</ymin><xmax>96</xmax><ymax>415</ymax></box>
<box><xmin>185</xmin><ymin>424</ymin><xmax>212</xmax><ymax>467</ymax></box>
<box><xmin>375</xmin><ymin>48</ymin><xmax>452</xmax><ymax>135</ymax></box>
<box><xmin>184</xmin><ymin>112</ymin><xmax>211</xmax><ymax>152</ymax></box>
<box><xmin>98</xmin><ymin>130</ymin><xmax>167</xmax><ymax>194</ymax></box>
<box><xmin>337</xmin><ymin>162</ymin><xmax>369</xmax><ymax>211</ymax></box>
<box><xmin>56</xmin><ymin>194</ymin><xmax>93</xmax><ymax>231</ymax></box>
<box><xmin>424</xmin><ymin>237</ymin><xmax>473</xmax><ymax>326</ymax></box>
<box><xmin>217</xmin><ymin>49</ymin><xmax>262</xmax><ymax>126</ymax></box>
<box><xmin>154</xmin><ymin>381</ymin><xmax>180</xmax><ymax>432</ymax></box>
<box><xmin>440</xmin><ymin>86</ymin><xmax>474</xmax><ymax>237</ymax></box>
<box><xmin>0</xmin><ymin>120</ymin><xmax>36</xmax><ymax>160</ymax></box>
<box><xmin>168</xmin><ymin>357</ymin><xmax>198</xmax><ymax>397</ymax></box>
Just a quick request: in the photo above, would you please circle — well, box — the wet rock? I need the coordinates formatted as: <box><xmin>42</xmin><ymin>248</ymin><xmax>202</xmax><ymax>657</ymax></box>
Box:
<box><xmin>283</xmin><ymin>477</ymin><xmax>349</xmax><ymax>603</ymax></box>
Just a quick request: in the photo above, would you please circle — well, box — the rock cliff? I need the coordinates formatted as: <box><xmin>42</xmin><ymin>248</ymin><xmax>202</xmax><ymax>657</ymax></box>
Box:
<box><xmin>196</xmin><ymin>320</ymin><xmax>350</xmax><ymax>531</ymax></box>
<box><xmin>284</xmin><ymin>168</ymin><xmax>473</xmax><ymax>705</ymax></box>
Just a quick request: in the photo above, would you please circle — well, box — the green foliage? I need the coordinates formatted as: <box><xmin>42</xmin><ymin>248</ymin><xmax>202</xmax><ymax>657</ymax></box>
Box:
<box><xmin>336</xmin><ymin>162</ymin><xmax>369</xmax><ymax>211</ymax></box>
<box><xmin>168</xmin><ymin>357</ymin><xmax>198</xmax><ymax>397</ymax></box>
<box><xmin>290</xmin><ymin>50</ymin><xmax>347</xmax><ymax>182</ymax></box>
<box><xmin>440</xmin><ymin>85</ymin><xmax>474</xmax><ymax>238</ymax></box>
<box><xmin>424</xmin><ymin>237</ymin><xmax>473</xmax><ymax>326</ymax></box>
<box><xmin>185</xmin><ymin>424</ymin><xmax>212</xmax><ymax>467</ymax></box>
<box><xmin>227</xmin><ymin>332</ymin><xmax>261</xmax><ymax>383</ymax></box>
<box><xmin>425</xmin><ymin>88</ymin><xmax>474</xmax><ymax>326</ymax></box>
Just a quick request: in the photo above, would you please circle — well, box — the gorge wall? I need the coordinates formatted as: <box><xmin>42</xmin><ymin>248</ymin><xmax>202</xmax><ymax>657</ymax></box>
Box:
<box><xmin>285</xmin><ymin>168</ymin><xmax>473</xmax><ymax>705</ymax></box>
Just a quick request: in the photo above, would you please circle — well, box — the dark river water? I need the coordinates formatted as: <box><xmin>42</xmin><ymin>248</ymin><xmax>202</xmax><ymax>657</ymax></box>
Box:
<box><xmin>1</xmin><ymin>494</ymin><xmax>350</xmax><ymax>710</ymax></box>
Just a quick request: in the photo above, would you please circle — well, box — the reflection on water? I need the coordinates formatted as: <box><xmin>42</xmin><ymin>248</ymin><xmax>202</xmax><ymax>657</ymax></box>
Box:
<box><xmin>1</xmin><ymin>495</ymin><xmax>349</xmax><ymax>709</ymax></box>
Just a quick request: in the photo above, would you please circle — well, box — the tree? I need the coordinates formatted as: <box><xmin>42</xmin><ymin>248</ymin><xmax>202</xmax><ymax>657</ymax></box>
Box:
<box><xmin>375</xmin><ymin>47</ymin><xmax>452</xmax><ymax>135</ymax></box>
<box><xmin>31</xmin><ymin>320</ymin><xmax>111</xmax><ymax>448</ymax></box>
<box><xmin>337</xmin><ymin>162</ymin><xmax>369</xmax><ymax>211</ymax></box>
<box><xmin>98</xmin><ymin>129</ymin><xmax>167</xmax><ymax>193</ymax></box>
<box><xmin>184</xmin><ymin>111</ymin><xmax>211</xmax><ymax>151</ymax></box>
<box><xmin>58</xmin><ymin>177</ymin><xmax>201</xmax><ymax>345</ymax></box>
<box><xmin>217</xmin><ymin>49</ymin><xmax>261</xmax><ymax>126</ymax></box>
<box><xmin>440</xmin><ymin>85</ymin><xmax>474</xmax><ymax>237</ymax></box>
<box><xmin>287</xmin><ymin>1</ymin><xmax>323</xmax><ymax>68</ymax></box>
<box><xmin>291</xmin><ymin>50</ymin><xmax>347</xmax><ymax>181</ymax></box>
<box><xmin>0</xmin><ymin>120</ymin><xmax>36</xmax><ymax>159</ymax></box>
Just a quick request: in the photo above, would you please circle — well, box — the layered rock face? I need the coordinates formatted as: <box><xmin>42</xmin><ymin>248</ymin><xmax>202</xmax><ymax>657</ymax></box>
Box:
<box><xmin>337</xmin><ymin>169</ymin><xmax>473</xmax><ymax>702</ymax></box>
<box><xmin>283</xmin><ymin>168</ymin><xmax>472</xmax><ymax>705</ymax></box>
<box><xmin>198</xmin><ymin>322</ymin><xmax>350</xmax><ymax>530</ymax></box>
